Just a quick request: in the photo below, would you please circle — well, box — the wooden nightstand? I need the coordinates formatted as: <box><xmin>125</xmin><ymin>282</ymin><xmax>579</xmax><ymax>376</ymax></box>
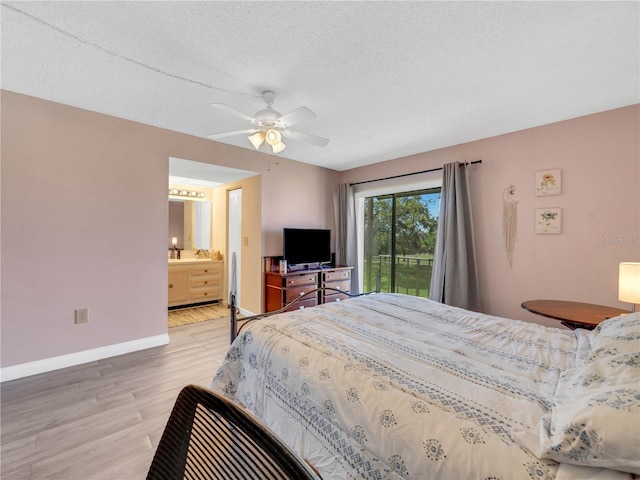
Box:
<box><xmin>521</xmin><ymin>299</ymin><xmax>630</xmax><ymax>330</ymax></box>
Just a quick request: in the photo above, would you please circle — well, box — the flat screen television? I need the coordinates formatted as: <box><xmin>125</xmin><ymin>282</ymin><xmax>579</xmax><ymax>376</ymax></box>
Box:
<box><xmin>283</xmin><ymin>228</ymin><xmax>331</xmax><ymax>266</ymax></box>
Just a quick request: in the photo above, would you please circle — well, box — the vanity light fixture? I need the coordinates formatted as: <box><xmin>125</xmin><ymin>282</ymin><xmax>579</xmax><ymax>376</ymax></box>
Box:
<box><xmin>169</xmin><ymin>188</ymin><xmax>206</xmax><ymax>199</ymax></box>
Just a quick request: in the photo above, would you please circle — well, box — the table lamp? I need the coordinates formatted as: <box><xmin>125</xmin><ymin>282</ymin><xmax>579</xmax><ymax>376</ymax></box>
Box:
<box><xmin>619</xmin><ymin>262</ymin><xmax>640</xmax><ymax>312</ymax></box>
<box><xmin>171</xmin><ymin>237</ymin><xmax>178</xmax><ymax>259</ymax></box>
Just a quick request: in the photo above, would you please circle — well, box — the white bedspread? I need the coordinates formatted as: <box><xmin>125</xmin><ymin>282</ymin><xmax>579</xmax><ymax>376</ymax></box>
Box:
<box><xmin>211</xmin><ymin>293</ymin><xmax>637</xmax><ymax>479</ymax></box>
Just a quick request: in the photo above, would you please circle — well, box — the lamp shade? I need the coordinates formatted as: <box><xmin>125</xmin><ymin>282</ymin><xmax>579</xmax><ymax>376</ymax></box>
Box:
<box><xmin>619</xmin><ymin>262</ymin><xmax>640</xmax><ymax>304</ymax></box>
<box><xmin>265</xmin><ymin>129</ymin><xmax>282</xmax><ymax>146</ymax></box>
<box><xmin>271</xmin><ymin>141</ymin><xmax>286</xmax><ymax>154</ymax></box>
<box><xmin>248</xmin><ymin>132</ymin><xmax>265</xmax><ymax>149</ymax></box>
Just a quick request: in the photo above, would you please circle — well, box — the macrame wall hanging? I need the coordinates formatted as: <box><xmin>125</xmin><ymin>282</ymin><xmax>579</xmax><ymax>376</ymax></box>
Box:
<box><xmin>502</xmin><ymin>185</ymin><xmax>517</xmax><ymax>267</ymax></box>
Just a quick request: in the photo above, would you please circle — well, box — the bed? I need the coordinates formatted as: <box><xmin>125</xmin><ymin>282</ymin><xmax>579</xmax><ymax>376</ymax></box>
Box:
<box><xmin>210</xmin><ymin>293</ymin><xmax>640</xmax><ymax>479</ymax></box>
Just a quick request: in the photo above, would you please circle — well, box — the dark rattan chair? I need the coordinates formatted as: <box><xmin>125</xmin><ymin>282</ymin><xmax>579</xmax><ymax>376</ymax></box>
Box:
<box><xmin>147</xmin><ymin>385</ymin><xmax>321</xmax><ymax>480</ymax></box>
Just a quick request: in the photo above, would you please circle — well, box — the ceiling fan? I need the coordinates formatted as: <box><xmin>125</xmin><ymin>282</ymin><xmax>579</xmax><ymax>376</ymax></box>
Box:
<box><xmin>208</xmin><ymin>91</ymin><xmax>329</xmax><ymax>153</ymax></box>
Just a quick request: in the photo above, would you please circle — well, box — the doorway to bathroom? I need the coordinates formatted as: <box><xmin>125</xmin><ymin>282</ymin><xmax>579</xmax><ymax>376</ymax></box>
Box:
<box><xmin>167</xmin><ymin>157</ymin><xmax>257</xmax><ymax>328</ymax></box>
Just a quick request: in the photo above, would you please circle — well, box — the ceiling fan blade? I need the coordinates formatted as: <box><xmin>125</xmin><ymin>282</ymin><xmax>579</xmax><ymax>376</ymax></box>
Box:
<box><xmin>276</xmin><ymin>106</ymin><xmax>316</xmax><ymax>127</ymax></box>
<box><xmin>208</xmin><ymin>128</ymin><xmax>259</xmax><ymax>139</ymax></box>
<box><xmin>211</xmin><ymin>103</ymin><xmax>256</xmax><ymax>122</ymax></box>
<box><xmin>282</xmin><ymin>129</ymin><xmax>329</xmax><ymax>147</ymax></box>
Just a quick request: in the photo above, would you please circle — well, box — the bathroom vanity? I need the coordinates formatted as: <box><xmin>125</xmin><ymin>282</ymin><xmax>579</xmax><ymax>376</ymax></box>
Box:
<box><xmin>168</xmin><ymin>259</ymin><xmax>223</xmax><ymax>308</ymax></box>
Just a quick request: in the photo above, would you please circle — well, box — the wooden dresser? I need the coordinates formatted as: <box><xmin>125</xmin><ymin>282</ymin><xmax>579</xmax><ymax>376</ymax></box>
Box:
<box><xmin>265</xmin><ymin>265</ymin><xmax>353</xmax><ymax>312</ymax></box>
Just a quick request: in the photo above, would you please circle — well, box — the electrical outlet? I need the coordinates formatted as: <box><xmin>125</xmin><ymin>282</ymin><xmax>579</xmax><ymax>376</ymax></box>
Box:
<box><xmin>75</xmin><ymin>308</ymin><xmax>88</xmax><ymax>324</ymax></box>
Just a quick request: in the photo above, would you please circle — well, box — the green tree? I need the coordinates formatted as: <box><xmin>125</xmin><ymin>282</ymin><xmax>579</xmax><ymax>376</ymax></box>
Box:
<box><xmin>365</xmin><ymin>193</ymin><xmax>439</xmax><ymax>257</ymax></box>
<box><xmin>365</xmin><ymin>196</ymin><xmax>392</xmax><ymax>256</ymax></box>
<box><xmin>395</xmin><ymin>194</ymin><xmax>438</xmax><ymax>256</ymax></box>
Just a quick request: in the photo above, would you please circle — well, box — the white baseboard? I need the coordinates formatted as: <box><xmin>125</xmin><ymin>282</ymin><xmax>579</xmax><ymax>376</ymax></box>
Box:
<box><xmin>0</xmin><ymin>334</ymin><xmax>170</xmax><ymax>383</ymax></box>
<box><xmin>238</xmin><ymin>307</ymin><xmax>256</xmax><ymax>317</ymax></box>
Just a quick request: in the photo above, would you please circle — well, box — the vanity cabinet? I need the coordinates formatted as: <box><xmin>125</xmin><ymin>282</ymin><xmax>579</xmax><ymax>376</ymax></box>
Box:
<box><xmin>168</xmin><ymin>260</ymin><xmax>223</xmax><ymax>308</ymax></box>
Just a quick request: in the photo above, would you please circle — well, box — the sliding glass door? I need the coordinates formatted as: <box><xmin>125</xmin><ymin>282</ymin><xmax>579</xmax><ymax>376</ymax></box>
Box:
<box><xmin>363</xmin><ymin>188</ymin><xmax>441</xmax><ymax>297</ymax></box>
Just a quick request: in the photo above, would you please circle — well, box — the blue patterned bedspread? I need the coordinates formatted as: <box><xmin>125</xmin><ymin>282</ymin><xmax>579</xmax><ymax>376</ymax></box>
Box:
<box><xmin>211</xmin><ymin>293</ymin><xmax>638</xmax><ymax>480</ymax></box>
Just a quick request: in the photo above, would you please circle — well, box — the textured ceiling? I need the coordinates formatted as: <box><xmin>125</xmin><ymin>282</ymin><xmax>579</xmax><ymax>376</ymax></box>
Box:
<box><xmin>2</xmin><ymin>1</ymin><xmax>638</xmax><ymax>172</ymax></box>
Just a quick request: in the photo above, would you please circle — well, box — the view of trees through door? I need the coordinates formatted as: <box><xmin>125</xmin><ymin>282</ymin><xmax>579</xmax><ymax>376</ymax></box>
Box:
<box><xmin>363</xmin><ymin>188</ymin><xmax>441</xmax><ymax>297</ymax></box>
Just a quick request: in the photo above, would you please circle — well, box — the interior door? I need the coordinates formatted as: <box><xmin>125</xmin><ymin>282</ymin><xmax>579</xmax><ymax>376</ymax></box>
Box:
<box><xmin>228</xmin><ymin>188</ymin><xmax>242</xmax><ymax>307</ymax></box>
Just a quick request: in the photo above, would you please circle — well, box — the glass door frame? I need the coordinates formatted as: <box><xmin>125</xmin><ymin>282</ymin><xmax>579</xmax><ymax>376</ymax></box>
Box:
<box><xmin>360</xmin><ymin>187</ymin><xmax>441</xmax><ymax>296</ymax></box>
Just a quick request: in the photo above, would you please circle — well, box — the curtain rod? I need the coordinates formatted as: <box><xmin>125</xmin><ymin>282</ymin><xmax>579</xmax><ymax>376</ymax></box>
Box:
<box><xmin>349</xmin><ymin>159</ymin><xmax>482</xmax><ymax>187</ymax></box>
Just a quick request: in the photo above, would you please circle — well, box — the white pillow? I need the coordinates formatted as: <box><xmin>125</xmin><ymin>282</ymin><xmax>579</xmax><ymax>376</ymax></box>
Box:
<box><xmin>537</xmin><ymin>313</ymin><xmax>640</xmax><ymax>474</ymax></box>
<box><xmin>542</xmin><ymin>354</ymin><xmax>640</xmax><ymax>473</ymax></box>
<box><xmin>589</xmin><ymin>313</ymin><xmax>640</xmax><ymax>357</ymax></box>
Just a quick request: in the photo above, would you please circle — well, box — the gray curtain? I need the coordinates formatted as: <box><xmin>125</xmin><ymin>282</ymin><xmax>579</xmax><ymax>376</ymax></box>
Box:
<box><xmin>335</xmin><ymin>183</ymin><xmax>360</xmax><ymax>294</ymax></box>
<box><xmin>429</xmin><ymin>162</ymin><xmax>481</xmax><ymax>311</ymax></box>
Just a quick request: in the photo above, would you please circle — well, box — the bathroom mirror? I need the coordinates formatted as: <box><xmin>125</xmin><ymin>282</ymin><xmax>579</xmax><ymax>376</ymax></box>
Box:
<box><xmin>168</xmin><ymin>199</ymin><xmax>211</xmax><ymax>250</ymax></box>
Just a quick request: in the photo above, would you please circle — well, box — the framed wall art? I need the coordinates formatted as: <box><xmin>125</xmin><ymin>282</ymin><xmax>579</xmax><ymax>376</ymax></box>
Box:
<box><xmin>535</xmin><ymin>207</ymin><xmax>562</xmax><ymax>234</ymax></box>
<box><xmin>535</xmin><ymin>169</ymin><xmax>561</xmax><ymax>196</ymax></box>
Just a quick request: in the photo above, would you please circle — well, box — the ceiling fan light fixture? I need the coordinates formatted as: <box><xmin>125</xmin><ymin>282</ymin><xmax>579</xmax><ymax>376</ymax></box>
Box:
<box><xmin>271</xmin><ymin>141</ymin><xmax>286</xmax><ymax>154</ymax></box>
<box><xmin>213</xmin><ymin>93</ymin><xmax>327</xmax><ymax>154</ymax></box>
<box><xmin>248</xmin><ymin>132</ymin><xmax>265</xmax><ymax>149</ymax></box>
<box><xmin>265</xmin><ymin>129</ymin><xmax>281</xmax><ymax>146</ymax></box>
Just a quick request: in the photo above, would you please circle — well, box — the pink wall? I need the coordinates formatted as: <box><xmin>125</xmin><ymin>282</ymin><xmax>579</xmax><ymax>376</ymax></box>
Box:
<box><xmin>340</xmin><ymin>105</ymin><xmax>640</xmax><ymax>325</ymax></box>
<box><xmin>0</xmin><ymin>91</ymin><xmax>337</xmax><ymax>369</ymax></box>
<box><xmin>2</xmin><ymin>90</ymin><xmax>637</xmax><ymax>372</ymax></box>
<box><xmin>261</xmin><ymin>159</ymin><xmax>339</xmax><ymax>256</ymax></box>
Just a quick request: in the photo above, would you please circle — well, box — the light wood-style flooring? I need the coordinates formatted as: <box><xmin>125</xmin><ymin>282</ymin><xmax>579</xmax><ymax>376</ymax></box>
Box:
<box><xmin>1</xmin><ymin>316</ymin><xmax>233</xmax><ymax>480</ymax></box>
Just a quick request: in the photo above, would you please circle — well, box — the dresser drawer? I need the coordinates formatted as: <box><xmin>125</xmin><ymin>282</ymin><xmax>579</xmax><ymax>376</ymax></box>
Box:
<box><xmin>323</xmin><ymin>269</ymin><xmax>351</xmax><ymax>282</ymax></box>
<box><xmin>324</xmin><ymin>279</ymin><xmax>351</xmax><ymax>293</ymax></box>
<box><xmin>190</xmin><ymin>274</ymin><xmax>221</xmax><ymax>288</ymax></box>
<box><xmin>283</xmin><ymin>274</ymin><xmax>318</xmax><ymax>288</ymax></box>
<box><xmin>283</xmin><ymin>297</ymin><xmax>317</xmax><ymax>312</ymax></box>
<box><xmin>284</xmin><ymin>285</ymin><xmax>318</xmax><ymax>303</ymax></box>
<box><xmin>323</xmin><ymin>292</ymin><xmax>351</xmax><ymax>304</ymax></box>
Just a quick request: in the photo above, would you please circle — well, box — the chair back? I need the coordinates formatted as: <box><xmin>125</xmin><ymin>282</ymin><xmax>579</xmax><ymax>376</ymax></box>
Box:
<box><xmin>147</xmin><ymin>385</ymin><xmax>321</xmax><ymax>479</ymax></box>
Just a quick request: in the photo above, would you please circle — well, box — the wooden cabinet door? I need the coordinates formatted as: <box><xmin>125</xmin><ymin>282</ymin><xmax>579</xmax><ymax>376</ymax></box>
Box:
<box><xmin>168</xmin><ymin>268</ymin><xmax>189</xmax><ymax>304</ymax></box>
